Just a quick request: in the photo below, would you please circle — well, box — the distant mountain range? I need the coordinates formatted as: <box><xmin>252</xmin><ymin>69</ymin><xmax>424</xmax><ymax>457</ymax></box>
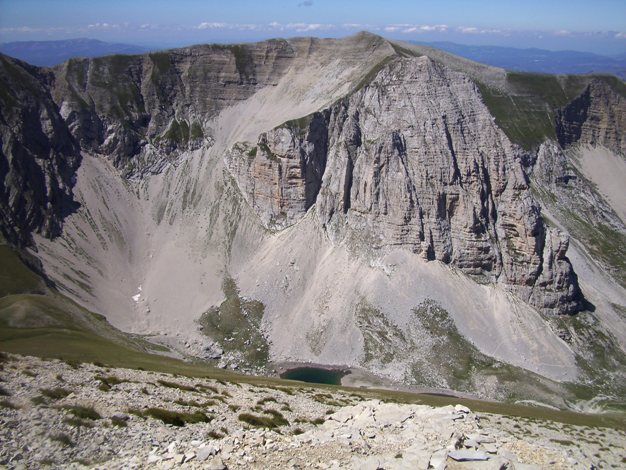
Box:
<box><xmin>0</xmin><ymin>38</ymin><xmax>148</xmax><ymax>67</ymax></box>
<box><xmin>2</xmin><ymin>38</ymin><xmax>625</xmax><ymax>78</ymax></box>
<box><xmin>413</xmin><ymin>41</ymin><xmax>626</xmax><ymax>78</ymax></box>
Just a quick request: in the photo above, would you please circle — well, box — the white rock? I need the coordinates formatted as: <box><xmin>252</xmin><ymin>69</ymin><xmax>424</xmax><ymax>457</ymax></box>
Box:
<box><xmin>454</xmin><ymin>404</ymin><xmax>471</xmax><ymax>414</ymax></box>
<box><xmin>448</xmin><ymin>449</ymin><xmax>490</xmax><ymax>461</ymax></box>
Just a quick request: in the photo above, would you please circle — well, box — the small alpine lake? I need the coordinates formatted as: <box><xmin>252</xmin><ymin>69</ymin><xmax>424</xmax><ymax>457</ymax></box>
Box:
<box><xmin>279</xmin><ymin>366</ymin><xmax>349</xmax><ymax>385</ymax></box>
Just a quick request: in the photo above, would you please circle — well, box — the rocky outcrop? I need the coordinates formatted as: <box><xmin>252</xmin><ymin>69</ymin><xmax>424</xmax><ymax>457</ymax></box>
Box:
<box><xmin>51</xmin><ymin>41</ymin><xmax>297</xmax><ymax>175</ymax></box>
<box><xmin>0</xmin><ymin>55</ymin><xmax>80</xmax><ymax>246</ymax></box>
<box><xmin>51</xmin><ymin>34</ymin><xmax>396</xmax><ymax>177</ymax></box>
<box><xmin>225</xmin><ymin>113</ymin><xmax>330</xmax><ymax>229</ymax></box>
<box><xmin>556</xmin><ymin>79</ymin><xmax>626</xmax><ymax>155</ymax></box>
<box><xmin>229</xmin><ymin>56</ymin><xmax>582</xmax><ymax>314</ymax></box>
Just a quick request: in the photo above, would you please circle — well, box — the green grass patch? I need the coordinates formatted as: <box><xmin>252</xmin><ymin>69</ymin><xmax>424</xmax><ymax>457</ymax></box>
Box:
<box><xmin>207</xmin><ymin>430</ymin><xmax>225</xmax><ymax>439</ymax></box>
<box><xmin>0</xmin><ymin>245</ymin><xmax>43</xmax><ymax>297</ymax></box>
<box><xmin>0</xmin><ymin>399</ymin><xmax>17</xmax><ymax>409</ymax></box>
<box><xmin>238</xmin><ymin>409</ymin><xmax>289</xmax><ymax>429</ymax></box>
<box><xmin>142</xmin><ymin>407</ymin><xmax>210</xmax><ymax>426</ymax></box>
<box><xmin>198</xmin><ymin>276</ymin><xmax>269</xmax><ymax>369</ymax></box>
<box><xmin>49</xmin><ymin>432</ymin><xmax>74</xmax><ymax>447</ymax></box>
<box><xmin>40</xmin><ymin>387</ymin><xmax>71</xmax><ymax>400</ymax></box>
<box><xmin>63</xmin><ymin>405</ymin><xmax>101</xmax><ymax>420</ymax></box>
<box><xmin>157</xmin><ymin>379</ymin><xmax>196</xmax><ymax>392</ymax></box>
<box><xmin>110</xmin><ymin>416</ymin><xmax>128</xmax><ymax>427</ymax></box>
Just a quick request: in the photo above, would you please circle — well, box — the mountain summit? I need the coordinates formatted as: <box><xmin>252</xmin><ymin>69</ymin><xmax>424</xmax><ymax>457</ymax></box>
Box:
<box><xmin>0</xmin><ymin>33</ymin><xmax>624</xmax><ymax>406</ymax></box>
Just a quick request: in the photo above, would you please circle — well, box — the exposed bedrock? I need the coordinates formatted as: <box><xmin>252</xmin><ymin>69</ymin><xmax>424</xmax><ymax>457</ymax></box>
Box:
<box><xmin>556</xmin><ymin>79</ymin><xmax>626</xmax><ymax>155</ymax></box>
<box><xmin>228</xmin><ymin>56</ymin><xmax>583</xmax><ymax>315</ymax></box>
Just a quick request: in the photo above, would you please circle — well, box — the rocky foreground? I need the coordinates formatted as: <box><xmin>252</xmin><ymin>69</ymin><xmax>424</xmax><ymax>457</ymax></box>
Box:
<box><xmin>0</xmin><ymin>354</ymin><xmax>624</xmax><ymax>469</ymax></box>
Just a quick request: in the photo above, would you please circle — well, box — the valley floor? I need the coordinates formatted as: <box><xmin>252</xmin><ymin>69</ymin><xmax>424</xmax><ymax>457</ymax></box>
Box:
<box><xmin>1</xmin><ymin>354</ymin><xmax>624</xmax><ymax>469</ymax></box>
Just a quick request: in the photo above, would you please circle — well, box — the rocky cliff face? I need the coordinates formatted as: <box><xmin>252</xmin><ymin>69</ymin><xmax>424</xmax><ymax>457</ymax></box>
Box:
<box><xmin>227</xmin><ymin>56</ymin><xmax>582</xmax><ymax>314</ymax></box>
<box><xmin>0</xmin><ymin>55</ymin><xmax>80</xmax><ymax>246</ymax></box>
<box><xmin>51</xmin><ymin>40</ymin><xmax>297</xmax><ymax>175</ymax></box>
<box><xmin>556</xmin><ymin>79</ymin><xmax>626</xmax><ymax>155</ymax></box>
<box><xmin>225</xmin><ymin>112</ymin><xmax>330</xmax><ymax>230</ymax></box>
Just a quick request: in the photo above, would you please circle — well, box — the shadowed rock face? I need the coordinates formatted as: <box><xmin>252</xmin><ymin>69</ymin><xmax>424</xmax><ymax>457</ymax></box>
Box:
<box><xmin>228</xmin><ymin>57</ymin><xmax>583</xmax><ymax>314</ymax></box>
<box><xmin>556</xmin><ymin>79</ymin><xmax>626</xmax><ymax>155</ymax></box>
<box><xmin>0</xmin><ymin>55</ymin><xmax>80</xmax><ymax>246</ymax></box>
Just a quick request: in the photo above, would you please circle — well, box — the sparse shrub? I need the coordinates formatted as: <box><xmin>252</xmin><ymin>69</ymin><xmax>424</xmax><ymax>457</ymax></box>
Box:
<box><xmin>63</xmin><ymin>405</ymin><xmax>101</xmax><ymax>420</ymax></box>
<box><xmin>143</xmin><ymin>407</ymin><xmax>210</xmax><ymax>426</ymax></box>
<box><xmin>22</xmin><ymin>369</ymin><xmax>37</xmax><ymax>377</ymax></box>
<box><xmin>0</xmin><ymin>352</ymin><xmax>8</xmax><ymax>362</ymax></box>
<box><xmin>92</xmin><ymin>361</ymin><xmax>105</xmax><ymax>367</ymax></box>
<box><xmin>238</xmin><ymin>413</ymin><xmax>276</xmax><ymax>428</ymax></box>
<box><xmin>55</xmin><ymin>374</ymin><xmax>64</xmax><ymax>382</ymax></box>
<box><xmin>197</xmin><ymin>384</ymin><xmax>218</xmax><ymax>394</ymax></box>
<box><xmin>63</xmin><ymin>359</ymin><xmax>81</xmax><ymax>369</ymax></box>
<box><xmin>127</xmin><ymin>408</ymin><xmax>145</xmax><ymax>418</ymax></box>
<box><xmin>50</xmin><ymin>432</ymin><xmax>74</xmax><ymax>447</ymax></box>
<box><xmin>207</xmin><ymin>430</ymin><xmax>225</xmax><ymax>439</ymax></box>
<box><xmin>228</xmin><ymin>404</ymin><xmax>240</xmax><ymax>412</ymax></box>
<box><xmin>311</xmin><ymin>417</ymin><xmax>325</xmax><ymax>425</ymax></box>
<box><xmin>0</xmin><ymin>385</ymin><xmax>10</xmax><ymax>396</ymax></box>
<box><xmin>31</xmin><ymin>395</ymin><xmax>46</xmax><ymax>405</ymax></box>
<box><xmin>110</xmin><ymin>416</ymin><xmax>128</xmax><ymax>427</ymax></box>
<box><xmin>40</xmin><ymin>387</ymin><xmax>71</xmax><ymax>400</ymax></box>
<box><xmin>174</xmin><ymin>398</ymin><xmax>208</xmax><ymax>408</ymax></box>
<box><xmin>0</xmin><ymin>399</ymin><xmax>17</xmax><ymax>409</ymax></box>
<box><xmin>157</xmin><ymin>379</ymin><xmax>196</xmax><ymax>392</ymax></box>
<box><xmin>257</xmin><ymin>397</ymin><xmax>277</xmax><ymax>406</ymax></box>
<box><xmin>292</xmin><ymin>428</ymin><xmax>304</xmax><ymax>435</ymax></box>
<box><xmin>238</xmin><ymin>409</ymin><xmax>289</xmax><ymax>429</ymax></box>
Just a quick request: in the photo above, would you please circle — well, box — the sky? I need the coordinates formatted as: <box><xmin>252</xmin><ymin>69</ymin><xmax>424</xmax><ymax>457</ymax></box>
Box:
<box><xmin>1</xmin><ymin>0</ymin><xmax>626</xmax><ymax>55</ymax></box>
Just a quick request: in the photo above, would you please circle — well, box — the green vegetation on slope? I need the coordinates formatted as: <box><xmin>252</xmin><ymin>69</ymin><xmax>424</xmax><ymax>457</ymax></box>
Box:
<box><xmin>476</xmin><ymin>73</ymin><xmax>625</xmax><ymax>151</ymax></box>
<box><xmin>198</xmin><ymin>277</ymin><xmax>269</xmax><ymax>369</ymax></box>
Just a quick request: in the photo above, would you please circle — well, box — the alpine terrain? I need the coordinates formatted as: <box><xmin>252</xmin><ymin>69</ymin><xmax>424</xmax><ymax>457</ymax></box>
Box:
<box><xmin>1</xmin><ymin>32</ymin><xmax>625</xmax><ymax>415</ymax></box>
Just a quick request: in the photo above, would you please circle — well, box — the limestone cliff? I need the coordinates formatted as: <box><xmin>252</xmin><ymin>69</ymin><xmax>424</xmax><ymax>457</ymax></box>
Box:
<box><xmin>556</xmin><ymin>79</ymin><xmax>626</xmax><ymax>155</ymax></box>
<box><xmin>227</xmin><ymin>56</ymin><xmax>582</xmax><ymax>314</ymax></box>
<box><xmin>0</xmin><ymin>55</ymin><xmax>80</xmax><ymax>246</ymax></box>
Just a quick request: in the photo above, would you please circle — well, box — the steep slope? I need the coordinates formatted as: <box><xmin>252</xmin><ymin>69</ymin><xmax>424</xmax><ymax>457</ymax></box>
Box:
<box><xmin>0</xmin><ymin>55</ymin><xmax>80</xmax><ymax>246</ymax></box>
<box><xmin>0</xmin><ymin>33</ymin><xmax>625</xmax><ymax>406</ymax></box>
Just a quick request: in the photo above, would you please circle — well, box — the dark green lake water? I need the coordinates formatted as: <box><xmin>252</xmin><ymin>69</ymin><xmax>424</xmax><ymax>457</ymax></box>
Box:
<box><xmin>279</xmin><ymin>367</ymin><xmax>347</xmax><ymax>385</ymax></box>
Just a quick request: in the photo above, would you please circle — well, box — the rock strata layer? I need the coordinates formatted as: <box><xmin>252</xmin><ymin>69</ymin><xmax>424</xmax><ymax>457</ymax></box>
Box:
<box><xmin>0</xmin><ymin>55</ymin><xmax>80</xmax><ymax>246</ymax></box>
<box><xmin>556</xmin><ymin>79</ymin><xmax>626</xmax><ymax>155</ymax></box>
<box><xmin>227</xmin><ymin>56</ymin><xmax>583</xmax><ymax>314</ymax></box>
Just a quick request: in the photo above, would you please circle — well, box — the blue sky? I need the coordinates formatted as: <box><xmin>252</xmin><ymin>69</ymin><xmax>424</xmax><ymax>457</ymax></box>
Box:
<box><xmin>1</xmin><ymin>0</ymin><xmax>625</xmax><ymax>54</ymax></box>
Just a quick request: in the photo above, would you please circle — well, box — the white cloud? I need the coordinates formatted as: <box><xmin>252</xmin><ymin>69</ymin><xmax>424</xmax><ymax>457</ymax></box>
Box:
<box><xmin>419</xmin><ymin>24</ymin><xmax>448</xmax><ymax>32</ymax></box>
<box><xmin>196</xmin><ymin>22</ymin><xmax>227</xmax><ymax>30</ymax></box>
<box><xmin>554</xmin><ymin>29</ymin><xmax>571</xmax><ymax>36</ymax></box>
<box><xmin>616</xmin><ymin>32</ymin><xmax>626</xmax><ymax>39</ymax></box>
<box><xmin>458</xmin><ymin>26</ymin><xmax>503</xmax><ymax>34</ymax></box>
<box><xmin>297</xmin><ymin>0</ymin><xmax>313</xmax><ymax>6</ymax></box>
<box><xmin>285</xmin><ymin>22</ymin><xmax>329</xmax><ymax>32</ymax></box>
<box><xmin>87</xmin><ymin>22</ymin><xmax>121</xmax><ymax>30</ymax></box>
<box><xmin>459</xmin><ymin>26</ymin><xmax>478</xmax><ymax>34</ymax></box>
